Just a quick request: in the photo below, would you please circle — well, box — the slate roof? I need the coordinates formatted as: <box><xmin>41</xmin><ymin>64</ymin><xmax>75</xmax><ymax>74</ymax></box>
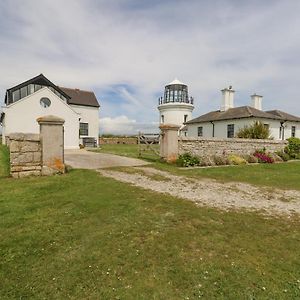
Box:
<box><xmin>60</xmin><ymin>87</ymin><xmax>100</xmax><ymax>108</ymax></box>
<box><xmin>266</xmin><ymin>110</ymin><xmax>300</xmax><ymax>122</ymax></box>
<box><xmin>186</xmin><ymin>106</ymin><xmax>286</xmax><ymax>124</ymax></box>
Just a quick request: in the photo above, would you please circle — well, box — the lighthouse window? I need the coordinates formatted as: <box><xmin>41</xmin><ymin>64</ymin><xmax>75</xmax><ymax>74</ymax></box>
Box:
<box><xmin>161</xmin><ymin>115</ymin><xmax>164</xmax><ymax>123</ymax></box>
<box><xmin>184</xmin><ymin>115</ymin><xmax>188</xmax><ymax>123</ymax></box>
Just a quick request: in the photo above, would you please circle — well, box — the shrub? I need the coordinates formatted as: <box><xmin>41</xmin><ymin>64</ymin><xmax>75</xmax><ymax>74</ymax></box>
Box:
<box><xmin>236</xmin><ymin>121</ymin><xmax>271</xmax><ymax>139</ymax></box>
<box><xmin>246</xmin><ymin>154</ymin><xmax>259</xmax><ymax>163</ymax></box>
<box><xmin>213</xmin><ymin>155</ymin><xmax>228</xmax><ymax>166</ymax></box>
<box><xmin>276</xmin><ymin>150</ymin><xmax>290</xmax><ymax>161</ymax></box>
<box><xmin>285</xmin><ymin>137</ymin><xmax>300</xmax><ymax>158</ymax></box>
<box><xmin>200</xmin><ymin>156</ymin><xmax>215</xmax><ymax>167</ymax></box>
<box><xmin>228</xmin><ymin>155</ymin><xmax>247</xmax><ymax>165</ymax></box>
<box><xmin>268</xmin><ymin>153</ymin><xmax>283</xmax><ymax>163</ymax></box>
<box><xmin>254</xmin><ymin>151</ymin><xmax>274</xmax><ymax>163</ymax></box>
<box><xmin>176</xmin><ymin>153</ymin><xmax>200</xmax><ymax>167</ymax></box>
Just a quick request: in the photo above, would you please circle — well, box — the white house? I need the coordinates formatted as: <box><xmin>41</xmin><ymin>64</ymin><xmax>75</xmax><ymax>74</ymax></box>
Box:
<box><xmin>0</xmin><ymin>74</ymin><xmax>100</xmax><ymax>149</ymax></box>
<box><xmin>185</xmin><ymin>87</ymin><xmax>300</xmax><ymax>140</ymax></box>
<box><xmin>158</xmin><ymin>79</ymin><xmax>194</xmax><ymax>130</ymax></box>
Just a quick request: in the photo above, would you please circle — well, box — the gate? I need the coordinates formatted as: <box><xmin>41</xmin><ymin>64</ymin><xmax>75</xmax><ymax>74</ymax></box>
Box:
<box><xmin>138</xmin><ymin>132</ymin><xmax>160</xmax><ymax>158</ymax></box>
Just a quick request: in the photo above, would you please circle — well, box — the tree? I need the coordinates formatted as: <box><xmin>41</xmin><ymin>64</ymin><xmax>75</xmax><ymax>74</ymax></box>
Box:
<box><xmin>236</xmin><ymin>121</ymin><xmax>271</xmax><ymax>139</ymax></box>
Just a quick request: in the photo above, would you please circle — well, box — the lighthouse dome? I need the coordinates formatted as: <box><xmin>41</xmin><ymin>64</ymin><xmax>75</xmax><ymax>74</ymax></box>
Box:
<box><xmin>167</xmin><ymin>78</ymin><xmax>186</xmax><ymax>86</ymax></box>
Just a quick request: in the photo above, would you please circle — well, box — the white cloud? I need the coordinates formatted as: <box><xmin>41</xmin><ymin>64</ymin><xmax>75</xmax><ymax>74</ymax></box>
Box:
<box><xmin>1</xmin><ymin>0</ymin><xmax>300</xmax><ymax>131</ymax></box>
<box><xmin>100</xmin><ymin>115</ymin><xmax>158</xmax><ymax>135</ymax></box>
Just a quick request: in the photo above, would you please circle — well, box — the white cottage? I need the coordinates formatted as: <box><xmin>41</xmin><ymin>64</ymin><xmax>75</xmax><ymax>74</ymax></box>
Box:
<box><xmin>185</xmin><ymin>87</ymin><xmax>300</xmax><ymax>140</ymax></box>
<box><xmin>0</xmin><ymin>74</ymin><xmax>100</xmax><ymax>149</ymax></box>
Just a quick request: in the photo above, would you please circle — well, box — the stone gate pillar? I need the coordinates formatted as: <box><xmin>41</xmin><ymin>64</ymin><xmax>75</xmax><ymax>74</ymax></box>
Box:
<box><xmin>37</xmin><ymin>115</ymin><xmax>65</xmax><ymax>175</ymax></box>
<box><xmin>159</xmin><ymin>124</ymin><xmax>180</xmax><ymax>163</ymax></box>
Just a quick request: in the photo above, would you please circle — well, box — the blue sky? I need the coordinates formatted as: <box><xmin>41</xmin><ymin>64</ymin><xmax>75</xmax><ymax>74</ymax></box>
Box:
<box><xmin>1</xmin><ymin>0</ymin><xmax>300</xmax><ymax>134</ymax></box>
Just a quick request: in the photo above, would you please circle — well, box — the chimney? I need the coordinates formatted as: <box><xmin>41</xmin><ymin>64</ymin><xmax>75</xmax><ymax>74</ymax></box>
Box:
<box><xmin>251</xmin><ymin>94</ymin><xmax>263</xmax><ymax>110</ymax></box>
<box><xmin>221</xmin><ymin>86</ymin><xmax>235</xmax><ymax>111</ymax></box>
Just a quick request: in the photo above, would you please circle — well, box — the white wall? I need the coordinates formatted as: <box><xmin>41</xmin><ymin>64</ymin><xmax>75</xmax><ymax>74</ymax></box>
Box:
<box><xmin>70</xmin><ymin>104</ymin><xmax>99</xmax><ymax>145</ymax></box>
<box><xmin>187</xmin><ymin>118</ymin><xmax>300</xmax><ymax>140</ymax></box>
<box><xmin>158</xmin><ymin>103</ymin><xmax>194</xmax><ymax>128</ymax></box>
<box><xmin>2</xmin><ymin>88</ymin><xmax>80</xmax><ymax>149</ymax></box>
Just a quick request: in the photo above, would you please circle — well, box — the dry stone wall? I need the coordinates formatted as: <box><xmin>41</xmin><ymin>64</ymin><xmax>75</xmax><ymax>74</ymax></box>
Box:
<box><xmin>9</xmin><ymin>133</ymin><xmax>42</xmax><ymax>178</ymax></box>
<box><xmin>179</xmin><ymin>138</ymin><xmax>287</xmax><ymax>158</ymax></box>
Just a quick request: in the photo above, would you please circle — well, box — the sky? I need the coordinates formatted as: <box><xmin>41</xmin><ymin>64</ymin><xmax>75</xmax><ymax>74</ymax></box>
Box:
<box><xmin>1</xmin><ymin>0</ymin><xmax>300</xmax><ymax>134</ymax></box>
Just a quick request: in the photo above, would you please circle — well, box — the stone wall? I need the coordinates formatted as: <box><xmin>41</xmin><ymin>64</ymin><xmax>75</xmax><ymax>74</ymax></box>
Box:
<box><xmin>99</xmin><ymin>137</ymin><xmax>138</xmax><ymax>145</ymax></box>
<box><xmin>9</xmin><ymin>133</ymin><xmax>42</xmax><ymax>178</ymax></box>
<box><xmin>179</xmin><ymin>137</ymin><xmax>287</xmax><ymax>158</ymax></box>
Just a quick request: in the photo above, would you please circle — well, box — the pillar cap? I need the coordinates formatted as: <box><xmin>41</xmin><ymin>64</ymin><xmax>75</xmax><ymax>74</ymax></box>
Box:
<box><xmin>37</xmin><ymin>115</ymin><xmax>65</xmax><ymax>125</ymax></box>
<box><xmin>159</xmin><ymin>124</ymin><xmax>181</xmax><ymax>130</ymax></box>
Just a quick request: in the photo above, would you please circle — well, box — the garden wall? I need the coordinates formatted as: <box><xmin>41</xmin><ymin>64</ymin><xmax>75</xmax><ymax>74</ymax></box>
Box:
<box><xmin>9</xmin><ymin>133</ymin><xmax>42</xmax><ymax>178</ymax></box>
<box><xmin>99</xmin><ymin>137</ymin><xmax>137</xmax><ymax>145</ymax></box>
<box><xmin>179</xmin><ymin>138</ymin><xmax>287</xmax><ymax>158</ymax></box>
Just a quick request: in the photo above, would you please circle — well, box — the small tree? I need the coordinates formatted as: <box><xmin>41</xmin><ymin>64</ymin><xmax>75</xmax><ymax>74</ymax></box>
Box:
<box><xmin>236</xmin><ymin>121</ymin><xmax>271</xmax><ymax>139</ymax></box>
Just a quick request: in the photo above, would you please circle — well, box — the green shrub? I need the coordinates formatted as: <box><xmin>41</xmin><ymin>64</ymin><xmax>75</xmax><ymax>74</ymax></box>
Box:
<box><xmin>236</xmin><ymin>121</ymin><xmax>271</xmax><ymax>139</ymax></box>
<box><xmin>285</xmin><ymin>137</ymin><xmax>300</xmax><ymax>158</ymax></box>
<box><xmin>228</xmin><ymin>155</ymin><xmax>247</xmax><ymax>165</ymax></box>
<box><xmin>176</xmin><ymin>153</ymin><xmax>200</xmax><ymax>167</ymax></box>
<box><xmin>276</xmin><ymin>150</ymin><xmax>290</xmax><ymax>161</ymax></box>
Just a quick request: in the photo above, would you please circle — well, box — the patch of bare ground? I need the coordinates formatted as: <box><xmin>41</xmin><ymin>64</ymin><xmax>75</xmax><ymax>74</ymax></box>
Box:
<box><xmin>99</xmin><ymin>167</ymin><xmax>300</xmax><ymax>217</ymax></box>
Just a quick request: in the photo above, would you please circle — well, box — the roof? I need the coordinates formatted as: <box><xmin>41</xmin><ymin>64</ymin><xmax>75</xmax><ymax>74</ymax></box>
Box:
<box><xmin>166</xmin><ymin>78</ymin><xmax>186</xmax><ymax>86</ymax></box>
<box><xmin>266</xmin><ymin>110</ymin><xmax>300</xmax><ymax>122</ymax></box>
<box><xmin>60</xmin><ymin>87</ymin><xmax>100</xmax><ymax>108</ymax></box>
<box><xmin>186</xmin><ymin>106</ymin><xmax>285</xmax><ymax>124</ymax></box>
<box><xmin>5</xmin><ymin>74</ymin><xmax>71</xmax><ymax>105</ymax></box>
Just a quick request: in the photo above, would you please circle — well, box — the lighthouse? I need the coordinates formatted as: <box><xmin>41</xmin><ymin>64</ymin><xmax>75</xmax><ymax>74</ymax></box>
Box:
<box><xmin>158</xmin><ymin>79</ymin><xmax>194</xmax><ymax>129</ymax></box>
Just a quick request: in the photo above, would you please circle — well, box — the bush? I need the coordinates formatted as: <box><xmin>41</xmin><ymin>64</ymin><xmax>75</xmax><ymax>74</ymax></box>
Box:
<box><xmin>276</xmin><ymin>150</ymin><xmax>290</xmax><ymax>161</ymax></box>
<box><xmin>285</xmin><ymin>137</ymin><xmax>300</xmax><ymax>158</ymax></box>
<box><xmin>246</xmin><ymin>154</ymin><xmax>259</xmax><ymax>163</ymax></box>
<box><xmin>228</xmin><ymin>155</ymin><xmax>247</xmax><ymax>165</ymax></box>
<box><xmin>236</xmin><ymin>121</ymin><xmax>271</xmax><ymax>139</ymax></box>
<box><xmin>200</xmin><ymin>156</ymin><xmax>215</xmax><ymax>167</ymax></box>
<box><xmin>254</xmin><ymin>151</ymin><xmax>274</xmax><ymax>163</ymax></box>
<box><xmin>176</xmin><ymin>153</ymin><xmax>200</xmax><ymax>167</ymax></box>
<box><xmin>213</xmin><ymin>155</ymin><xmax>229</xmax><ymax>166</ymax></box>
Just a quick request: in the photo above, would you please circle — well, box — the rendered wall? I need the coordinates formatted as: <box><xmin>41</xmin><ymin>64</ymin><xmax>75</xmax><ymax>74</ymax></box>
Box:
<box><xmin>70</xmin><ymin>104</ymin><xmax>99</xmax><ymax>146</ymax></box>
<box><xmin>2</xmin><ymin>88</ymin><xmax>80</xmax><ymax>149</ymax></box>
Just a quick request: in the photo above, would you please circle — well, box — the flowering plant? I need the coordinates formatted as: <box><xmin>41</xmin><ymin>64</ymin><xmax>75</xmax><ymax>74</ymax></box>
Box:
<box><xmin>254</xmin><ymin>151</ymin><xmax>274</xmax><ymax>163</ymax></box>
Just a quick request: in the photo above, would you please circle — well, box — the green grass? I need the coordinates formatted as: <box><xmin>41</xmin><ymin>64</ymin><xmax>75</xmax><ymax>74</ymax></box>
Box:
<box><xmin>94</xmin><ymin>144</ymin><xmax>300</xmax><ymax>190</ymax></box>
<box><xmin>0</xmin><ymin>144</ymin><xmax>10</xmax><ymax>178</ymax></box>
<box><xmin>92</xmin><ymin>143</ymin><xmax>159</xmax><ymax>162</ymax></box>
<box><xmin>0</xmin><ymin>169</ymin><xmax>300</xmax><ymax>299</ymax></box>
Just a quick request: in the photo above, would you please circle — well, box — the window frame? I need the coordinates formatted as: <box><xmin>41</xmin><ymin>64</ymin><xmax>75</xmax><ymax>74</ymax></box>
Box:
<box><xmin>291</xmin><ymin>126</ymin><xmax>296</xmax><ymax>137</ymax></box>
<box><xmin>79</xmin><ymin>122</ymin><xmax>89</xmax><ymax>136</ymax></box>
<box><xmin>197</xmin><ymin>126</ymin><xmax>203</xmax><ymax>137</ymax></box>
<box><xmin>227</xmin><ymin>124</ymin><xmax>235</xmax><ymax>138</ymax></box>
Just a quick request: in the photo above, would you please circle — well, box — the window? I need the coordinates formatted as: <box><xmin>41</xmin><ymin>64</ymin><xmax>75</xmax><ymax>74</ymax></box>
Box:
<box><xmin>34</xmin><ymin>84</ymin><xmax>42</xmax><ymax>92</ymax></box>
<box><xmin>198</xmin><ymin>126</ymin><xmax>203</xmax><ymax>137</ymax></box>
<box><xmin>79</xmin><ymin>123</ymin><xmax>89</xmax><ymax>136</ymax></box>
<box><xmin>292</xmin><ymin>126</ymin><xmax>296</xmax><ymax>137</ymax></box>
<box><xmin>40</xmin><ymin>97</ymin><xmax>51</xmax><ymax>108</ymax></box>
<box><xmin>184</xmin><ymin>114</ymin><xmax>188</xmax><ymax>123</ymax></box>
<box><xmin>161</xmin><ymin>115</ymin><xmax>164</xmax><ymax>123</ymax></box>
<box><xmin>20</xmin><ymin>86</ymin><xmax>28</xmax><ymax>99</ymax></box>
<box><xmin>12</xmin><ymin>89</ymin><xmax>21</xmax><ymax>102</ymax></box>
<box><xmin>227</xmin><ymin>124</ymin><xmax>234</xmax><ymax>138</ymax></box>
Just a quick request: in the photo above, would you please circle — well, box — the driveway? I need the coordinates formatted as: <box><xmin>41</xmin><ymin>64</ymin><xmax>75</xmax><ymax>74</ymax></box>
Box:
<box><xmin>64</xmin><ymin>149</ymin><xmax>150</xmax><ymax>169</ymax></box>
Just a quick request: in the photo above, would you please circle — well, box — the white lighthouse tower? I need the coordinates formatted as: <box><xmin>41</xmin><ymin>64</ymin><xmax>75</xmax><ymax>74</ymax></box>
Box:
<box><xmin>158</xmin><ymin>79</ymin><xmax>194</xmax><ymax>129</ymax></box>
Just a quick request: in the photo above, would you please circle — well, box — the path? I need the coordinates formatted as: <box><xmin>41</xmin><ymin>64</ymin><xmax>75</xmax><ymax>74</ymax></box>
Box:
<box><xmin>99</xmin><ymin>166</ymin><xmax>300</xmax><ymax>216</ymax></box>
<box><xmin>65</xmin><ymin>149</ymin><xmax>150</xmax><ymax>169</ymax></box>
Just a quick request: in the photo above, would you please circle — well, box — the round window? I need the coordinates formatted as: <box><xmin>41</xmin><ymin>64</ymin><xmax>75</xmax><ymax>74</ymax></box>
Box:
<box><xmin>40</xmin><ymin>97</ymin><xmax>51</xmax><ymax>108</ymax></box>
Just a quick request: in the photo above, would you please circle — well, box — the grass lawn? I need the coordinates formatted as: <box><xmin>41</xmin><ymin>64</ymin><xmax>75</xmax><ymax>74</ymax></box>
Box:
<box><xmin>1</xmin><ymin>168</ymin><xmax>300</xmax><ymax>299</ymax></box>
<box><xmin>0</xmin><ymin>144</ymin><xmax>10</xmax><ymax>178</ymax></box>
<box><xmin>94</xmin><ymin>144</ymin><xmax>300</xmax><ymax>190</ymax></box>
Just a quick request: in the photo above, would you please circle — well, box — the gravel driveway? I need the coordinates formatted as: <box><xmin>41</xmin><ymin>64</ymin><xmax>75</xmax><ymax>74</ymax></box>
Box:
<box><xmin>99</xmin><ymin>166</ymin><xmax>300</xmax><ymax>216</ymax></box>
<box><xmin>65</xmin><ymin>149</ymin><xmax>150</xmax><ymax>169</ymax></box>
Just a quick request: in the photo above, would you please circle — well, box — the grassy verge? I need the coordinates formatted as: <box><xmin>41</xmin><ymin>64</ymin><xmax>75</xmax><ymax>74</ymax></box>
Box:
<box><xmin>0</xmin><ymin>169</ymin><xmax>299</xmax><ymax>299</ymax></box>
<box><xmin>95</xmin><ymin>144</ymin><xmax>300</xmax><ymax>190</ymax></box>
<box><xmin>0</xmin><ymin>144</ymin><xmax>10</xmax><ymax>178</ymax></box>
